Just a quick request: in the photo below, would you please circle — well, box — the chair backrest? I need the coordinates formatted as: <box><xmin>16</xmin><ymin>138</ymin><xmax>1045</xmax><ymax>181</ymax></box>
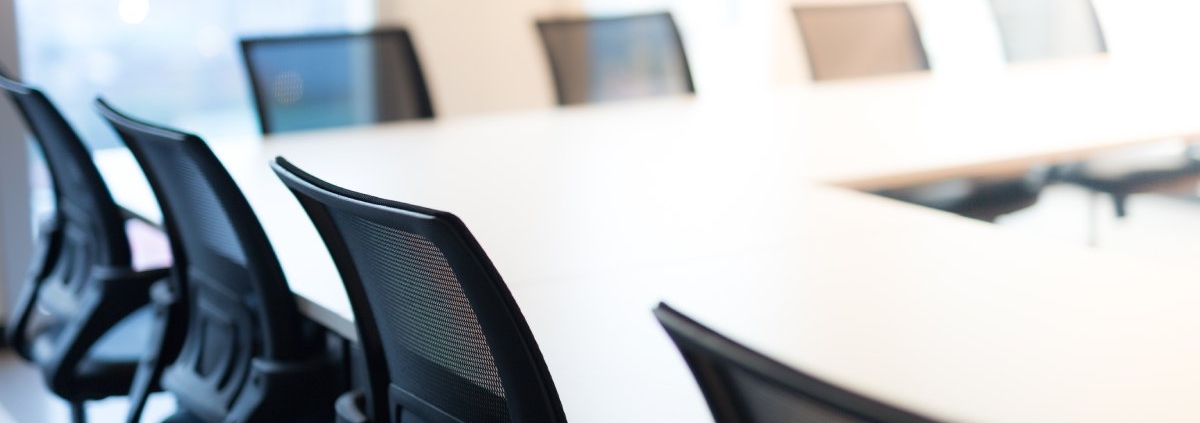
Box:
<box><xmin>537</xmin><ymin>11</ymin><xmax>695</xmax><ymax>105</ymax></box>
<box><xmin>271</xmin><ymin>157</ymin><xmax>567</xmax><ymax>423</ymax></box>
<box><xmin>0</xmin><ymin>64</ymin><xmax>138</xmax><ymax>398</ymax></box>
<box><xmin>654</xmin><ymin>303</ymin><xmax>943</xmax><ymax>423</ymax></box>
<box><xmin>989</xmin><ymin>0</ymin><xmax>1106</xmax><ymax>62</ymax></box>
<box><xmin>793</xmin><ymin>3</ymin><xmax>930</xmax><ymax>80</ymax></box>
<box><xmin>0</xmin><ymin>65</ymin><xmax>131</xmax><ymax>274</ymax></box>
<box><xmin>96</xmin><ymin>99</ymin><xmax>305</xmax><ymax>419</ymax></box>
<box><xmin>240</xmin><ymin>28</ymin><xmax>434</xmax><ymax>134</ymax></box>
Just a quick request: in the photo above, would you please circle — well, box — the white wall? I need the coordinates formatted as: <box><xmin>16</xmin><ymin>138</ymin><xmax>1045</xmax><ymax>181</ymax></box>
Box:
<box><xmin>377</xmin><ymin>0</ymin><xmax>584</xmax><ymax>116</ymax></box>
<box><xmin>0</xmin><ymin>0</ymin><xmax>30</xmax><ymax>322</ymax></box>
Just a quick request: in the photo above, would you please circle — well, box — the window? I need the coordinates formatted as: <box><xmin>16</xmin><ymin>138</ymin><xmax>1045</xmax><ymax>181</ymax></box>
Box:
<box><xmin>17</xmin><ymin>0</ymin><xmax>375</xmax><ymax>149</ymax></box>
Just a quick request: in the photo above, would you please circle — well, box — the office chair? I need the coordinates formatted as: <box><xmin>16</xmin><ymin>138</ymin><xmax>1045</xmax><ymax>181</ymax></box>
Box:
<box><xmin>538</xmin><ymin>11</ymin><xmax>695</xmax><ymax>105</ymax></box>
<box><xmin>654</xmin><ymin>303</ymin><xmax>944</xmax><ymax>423</ymax></box>
<box><xmin>0</xmin><ymin>64</ymin><xmax>170</xmax><ymax>423</ymax></box>
<box><xmin>989</xmin><ymin>0</ymin><xmax>1107</xmax><ymax>62</ymax></box>
<box><xmin>240</xmin><ymin>28</ymin><xmax>434</xmax><ymax>134</ymax></box>
<box><xmin>793</xmin><ymin>3</ymin><xmax>930</xmax><ymax>81</ymax></box>
<box><xmin>792</xmin><ymin>3</ymin><xmax>1046</xmax><ymax>221</ymax></box>
<box><xmin>988</xmin><ymin>0</ymin><xmax>1200</xmax><ymax>219</ymax></box>
<box><xmin>96</xmin><ymin>99</ymin><xmax>336</xmax><ymax>423</ymax></box>
<box><xmin>271</xmin><ymin>157</ymin><xmax>568</xmax><ymax>423</ymax></box>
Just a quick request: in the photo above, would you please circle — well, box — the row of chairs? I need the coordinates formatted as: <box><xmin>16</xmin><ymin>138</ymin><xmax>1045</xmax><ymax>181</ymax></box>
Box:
<box><xmin>241</xmin><ymin>2</ymin><xmax>1200</xmax><ymax>224</ymax></box>
<box><xmin>239</xmin><ymin>2</ymin><xmax>1101</xmax><ymax>135</ymax></box>
<box><xmin>2</xmin><ymin>64</ymin><xmax>943</xmax><ymax>422</ymax></box>
<box><xmin>788</xmin><ymin>0</ymin><xmax>1199</xmax><ymax>223</ymax></box>
<box><xmin>2</xmin><ymin>66</ymin><xmax>336</xmax><ymax>423</ymax></box>
<box><xmin>239</xmin><ymin>12</ymin><xmax>693</xmax><ymax>134</ymax></box>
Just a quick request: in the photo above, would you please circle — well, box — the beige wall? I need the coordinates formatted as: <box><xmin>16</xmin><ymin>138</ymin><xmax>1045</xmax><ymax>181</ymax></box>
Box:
<box><xmin>0</xmin><ymin>0</ymin><xmax>30</xmax><ymax>319</ymax></box>
<box><xmin>376</xmin><ymin>0</ymin><xmax>584</xmax><ymax>116</ymax></box>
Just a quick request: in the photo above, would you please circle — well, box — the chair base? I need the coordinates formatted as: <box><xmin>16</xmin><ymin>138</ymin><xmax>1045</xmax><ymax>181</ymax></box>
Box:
<box><xmin>1060</xmin><ymin>163</ymin><xmax>1200</xmax><ymax>219</ymax></box>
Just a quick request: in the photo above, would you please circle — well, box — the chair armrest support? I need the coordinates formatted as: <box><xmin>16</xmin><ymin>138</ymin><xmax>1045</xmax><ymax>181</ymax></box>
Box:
<box><xmin>43</xmin><ymin>266</ymin><xmax>169</xmax><ymax>396</ymax></box>
<box><xmin>225</xmin><ymin>355</ymin><xmax>340</xmax><ymax>423</ymax></box>
<box><xmin>6</xmin><ymin>219</ymin><xmax>64</xmax><ymax>359</ymax></box>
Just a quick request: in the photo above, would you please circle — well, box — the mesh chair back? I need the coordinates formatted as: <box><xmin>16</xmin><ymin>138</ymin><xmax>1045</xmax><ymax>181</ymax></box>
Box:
<box><xmin>272</xmin><ymin>157</ymin><xmax>567</xmax><ymax>423</ymax></box>
<box><xmin>538</xmin><ymin>12</ymin><xmax>695</xmax><ymax>105</ymax></box>
<box><xmin>0</xmin><ymin>66</ymin><xmax>131</xmax><ymax>278</ymax></box>
<box><xmin>989</xmin><ymin>0</ymin><xmax>1106</xmax><ymax>62</ymax></box>
<box><xmin>654</xmin><ymin>303</ymin><xmax>943</xmax><ymax>423</ymax></box>
<box><xmin>240</xmin><ymin>28</ymin><xmax>434</xmax><ymax>134</ymax></box>
<box><xmin>794</xmin><ymin>3</ymin><xmax>930</xmax><ymax>80</ymax></box>
<box><xmin>0</xmin><ymin>64</ymin><xmax>146</xmax><ymax>404</ymax></box>
<box><xmin>96</xmin><ymin>99</ymin><xmax>304</xmax><ymax>419</ymax></box>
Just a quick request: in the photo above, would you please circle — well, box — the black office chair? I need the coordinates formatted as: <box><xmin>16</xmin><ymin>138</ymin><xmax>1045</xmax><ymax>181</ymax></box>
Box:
<box><xmin>0</xmin><ymin>65</ymin><xmax>169</xmax><ymax>423</ymax></box>
<box><xmin>791</xmin><ymin>3</ymin><xmax>1046</xmax><ymax>221</ymax></box>
<box><xmin>240</xmin><ymin>28</ymin><xmax>434</xmax><ymax>134</ymax></box>
<box><xmin>96</xmin><ymin>99</ymin><xmax>336</xmax><ymax>423</ymax></box>
<box><xmin>538</xmin><ymin>11</ymin><xmax>695</xmax><ymax>105</ymax></box>
<box><xmin>654</xmin><ymin>303</ymin><xmax>944</xmax><ymax>423</ymax></box>
<box><xmin>988</xmin><ymin>0</ymin><xmax>1200</xmax><ymax>219</ymax></box>
<box><xmin>271</xmin><ymin>157</ymin><xmax>568</xmax><ymax>423</ymax></box>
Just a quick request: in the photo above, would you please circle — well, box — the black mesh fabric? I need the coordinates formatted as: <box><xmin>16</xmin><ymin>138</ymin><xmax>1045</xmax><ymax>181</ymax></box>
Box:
<box><xmin>538</xmin><ymin>12</ymin><xmax>693</xmax><ymax>105</ymax></box>
<box><xmin>0</xmin><ymin>71</ymin><xmax>133</xmax><ymax>351</ymax></box>
<box><xmin>241</xmin><ymin>29</ymin><xmax>433</xmax><ymax>134</ymax></box>
<box><xmin>99</xmin><ymin>100</ymin><xmax>312</xmax><ymax>420</ymax></box>
<box><xmin>273</xmin><ymin>157</ymin><xmax>566</xmax><ymax>423</ymax></box>
<box><xmin>0</xmin><ymin>68</ymin><xmax>148</xmax><ymax>405</ymax></box>
<box><xmin>0</xmin><ymin>73</ymin><xmax>130</xmax><ymax>272</ymax></box>
<box><xmin>134</xmin><ymin>140</ymin><xmax>248</xmax><ymax>270</ymax></box>
<box><xmin>327</xmin><ymin>210</ymin><xmax>510</xmax><ymax>422</ymax></box>
<box><xmin>100</xmin><ymin>107</ymin><xmax>302</xmax><ymax>354</ymax></box>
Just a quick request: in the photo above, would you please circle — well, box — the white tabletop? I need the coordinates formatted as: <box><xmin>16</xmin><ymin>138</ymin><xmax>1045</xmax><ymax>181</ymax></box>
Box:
<box><xmin>93</xmin><ymin>58</ymin><xmax>1200</xmax><ymax>422</ymax></box>
<box><xmin>524</xmin><ymin>194</ymin><xmax>1200</xmax><ymax>423</ymax></box>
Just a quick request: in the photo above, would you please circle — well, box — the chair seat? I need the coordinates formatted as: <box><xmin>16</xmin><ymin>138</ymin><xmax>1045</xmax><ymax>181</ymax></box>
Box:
<box><xmin>943</xmin><ymin>178</ymin><xmax>1043</xmax><ymax>221</ymax></box>
<box><xmin>31</xmin><ymin>307</ymin><xmax>153</xmax><ymax>400</ymax></box>
<box><xmin>875</xmin><ymin>171</ymin><xmax>1046</xmax><ymax>222</ymax></box>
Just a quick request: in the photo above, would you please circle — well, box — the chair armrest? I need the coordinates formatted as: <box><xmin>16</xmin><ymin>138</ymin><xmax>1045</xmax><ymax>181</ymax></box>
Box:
<box><xmin>225</xmin><ymin>355</ymin><xmax>340</xmax><ymax>423</ymax></box>
<box><xmin>43</xmin><ymin>266</ymin><xmax>169</xmax><ymax>395</ymax></box>
<box><xmin>125</xmin><ymin>278</ymin><xmax>183</xmax><ymax>423</ymax></box>
<box><xmin>91</xmin><ymin>266</ymin><xmax>171</xmax><ymax>293</ymax></box>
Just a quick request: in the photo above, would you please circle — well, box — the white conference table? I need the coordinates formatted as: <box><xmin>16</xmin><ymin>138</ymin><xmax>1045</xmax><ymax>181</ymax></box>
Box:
<box><xmin>95</xmin><ymin>57</ymin><xmax>1200</xmax><ymax>422</ymax></box>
